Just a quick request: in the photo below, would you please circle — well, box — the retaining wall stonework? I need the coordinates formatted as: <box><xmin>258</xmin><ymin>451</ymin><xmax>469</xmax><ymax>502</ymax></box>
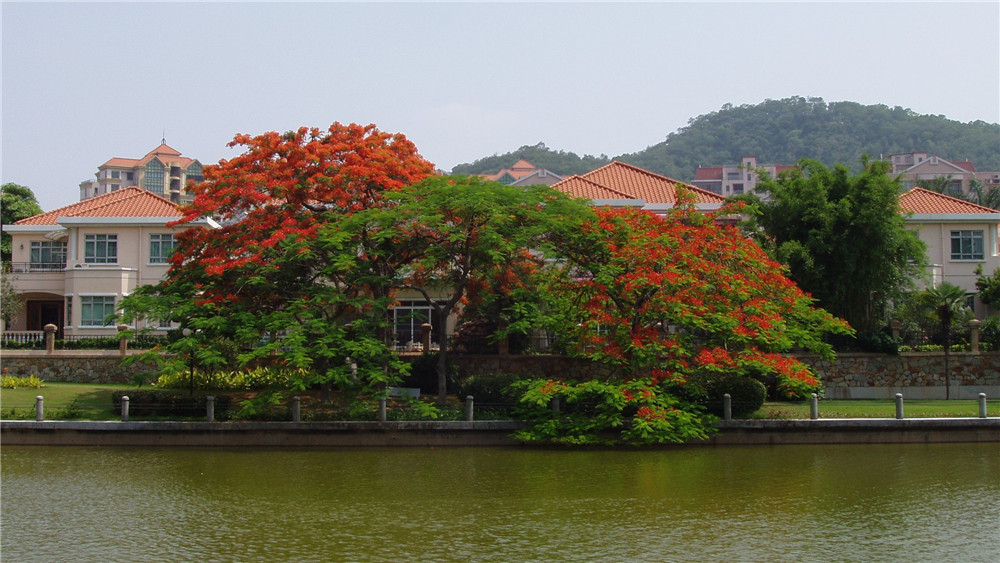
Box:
<box><xmin>3</xmin><ymin>351</ymin><xmax>999</xmax><ymax>399</ymax></box>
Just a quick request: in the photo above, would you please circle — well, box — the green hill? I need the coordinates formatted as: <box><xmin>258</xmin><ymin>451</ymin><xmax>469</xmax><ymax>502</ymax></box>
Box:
<box><xmin>451</xmin><ymin>97</ymin><xmax>1000</xmax><ymax>181</ymax></box>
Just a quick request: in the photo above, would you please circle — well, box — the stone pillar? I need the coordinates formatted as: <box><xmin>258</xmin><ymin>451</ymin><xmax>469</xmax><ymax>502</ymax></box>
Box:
<box><xmin>465</xmin><ymin>395</ymin><xmax>474</xmax><ymax>422</ymax></box>
<box><xmin>35</xmin><ymin>396</ymin><xmax>44</xmax><ymax>422</ymax></box>
<box><xmin>206</xmin><ymin>396</ymin><xmax>215</xmax><ymax>422</ymax></box>
<box><xmin>723</xmin><ymin>393</ymin><xmax>732</xmax><ymax>421</ymax></box>
<box><xmin>117</xmin><ymin>324</ymin><xmax>129</xmax><ymax>356</ymax></box>
<box><xmin>895</xmin><ymin>393</ymin><xmax>904</xmax><ymax>420</ymax></box>
<box><xmin>420</xmin><ymin>322</ymin><xmax>433</xmax><ymax>351</ymax></box>
<box><xmin>43</xmin><ymin>324</ymin><xmax>57</xmax><ymax>354</ymax></box>
<box><xmin>121</xmin><ymin>396</ymin><xmax>130</xmax><ymax>422</ymax></box>
<box><xmin>292</xmin><ymin>396</ymin><xmax>301</xmax><ymax>422</ymax></box>
<box><xmin>969</xmin><ymin>319</ymin><xmax>982</xmax><ymax>353</ymax></box>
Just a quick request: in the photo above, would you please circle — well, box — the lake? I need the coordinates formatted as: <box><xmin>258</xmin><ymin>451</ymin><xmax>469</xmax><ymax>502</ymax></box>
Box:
<box><xmin>2</xmin><ymin>443</ymin><xmax>998</xmax><ymax>562</ymax></box>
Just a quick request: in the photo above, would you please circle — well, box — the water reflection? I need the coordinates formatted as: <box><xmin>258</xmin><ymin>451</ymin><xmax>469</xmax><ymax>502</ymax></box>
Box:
<box><xmin>3</xmin><ymin>444</ymin><xmax>998</xmax><ymax>562</ymax></box>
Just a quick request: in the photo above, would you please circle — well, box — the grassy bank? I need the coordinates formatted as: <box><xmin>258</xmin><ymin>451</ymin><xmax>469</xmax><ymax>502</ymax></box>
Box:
<box><xmin>2</xmin><ymin>382</ymin><xmax>998</xmax><ymax>421</ymax></box>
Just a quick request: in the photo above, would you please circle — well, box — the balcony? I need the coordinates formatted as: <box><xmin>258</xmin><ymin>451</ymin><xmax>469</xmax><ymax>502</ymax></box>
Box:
<box><xmin>5</xmin><ymin>262</ymin><xmax>66</xmax><ymax>273</ymax></box>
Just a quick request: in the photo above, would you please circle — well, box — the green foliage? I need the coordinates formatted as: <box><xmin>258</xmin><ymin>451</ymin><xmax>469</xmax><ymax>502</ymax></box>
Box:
<box><xmin>1</xmin><ymin>374</ymin><xmax>43</xmax><ymax>389</ymax></box>
<box><xmin>450</xmin><ymin>142</ymin><xmax>610</xmax><ymax>176</ymax></box>
<box><xmin>1</xmin><ymin>183</ymin><xmax>43</xmax><ymax>262</ymax></box>
<box><xmin>452</xmin><ymin>372</ymin><xmax>521</xmax><ymax>404</ymax></box>
<box><xmin>616</xmin><ymin>97</ymin><xmax>1000</xmax><ymax>181</ymax></box>
<box><xmin>509</xmin><ymin>378</ymin><xmax>715</xmax><ymax>446</ymax></box>
<box><xmin>975</xmin><ymin>266</ymin><xmax>1000</xmax><ymax>305</ymax></box>
<box><xmin>980</xmin><ymin>317</ymin><xmax>1000</xmax><ymax>350</ymax></box>
<box><xmin>111</xmin><ymin>390</ymin><xmax>232</xmax><ymax>418</ymax></box>
<box><xmin>154</xmin><ymin>366</ymin><xmax>296</xmax><ymax>391</ymax></box>
<box><xmin>744</xmin><ymin>158</ymin><xmax>926</xmax><ymax>333</ymax></box>
<box><xmin>1</xmin><ymin>269</ymin><xmax>25</xmax><ymax>328</ymax></box>
<box><xmin>687</xmin><ymin>373</ymin><xmax>767</xmax><ymax>417</ymax></box>
<box><xmin>233</xmin><ymin>390</ymin><xmax>287</xmax><ymax>420</ymax></box>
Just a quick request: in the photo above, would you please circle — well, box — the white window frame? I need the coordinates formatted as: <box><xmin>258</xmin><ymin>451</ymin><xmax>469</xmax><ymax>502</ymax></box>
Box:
<box><xmin>84</xmin><ymin>234</ymin><xmax>118</xmax><ymax>264</ymax></box>
<box><xmin>149</xmin><ymin>233</ymin><xmax>177</xmax><ymax>264</ymax></box>
<box><xmin>950</xmin><ymin>230</ymin><xmax>984</xmax><ymax>261</ymax></box>
<box><xmin>80</xmin><ymin>295</ymin><xmax>116</xmax><ymax>327</ymax></box>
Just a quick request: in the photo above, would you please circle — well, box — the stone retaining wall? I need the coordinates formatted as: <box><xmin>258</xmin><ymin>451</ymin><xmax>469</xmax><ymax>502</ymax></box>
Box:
<box><xmin>3</xmin><ymin>350</ymin><xmax>999</xmax><ymax>399</ymax></box>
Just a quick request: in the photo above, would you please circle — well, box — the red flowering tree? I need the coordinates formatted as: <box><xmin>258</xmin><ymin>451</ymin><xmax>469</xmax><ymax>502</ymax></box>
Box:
<box><xmin>122</xmin><ymin>123</ymin><xmax>436</xmax><ymax>397</ymax></box>
<box><xmin>513</xmin><ymin>199</ymin><xmax>852</xmax><ymax>445</ymax></box>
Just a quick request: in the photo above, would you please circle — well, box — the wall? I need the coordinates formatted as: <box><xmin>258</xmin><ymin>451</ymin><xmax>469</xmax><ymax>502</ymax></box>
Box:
<box><xmin>4</xmin><ymin>351</ymin><xmax>999</xmax><ymax>400</ymax></box>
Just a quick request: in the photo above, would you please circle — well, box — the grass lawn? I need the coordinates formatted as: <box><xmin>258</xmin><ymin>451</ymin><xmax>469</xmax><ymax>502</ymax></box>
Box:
<box><xmin>755</xmin><ymin>399</ymin><xmax>999</xmax><ymax>419</ymax></box>
<box><xmin>3</xmin><ymin>382</ymin><xmax>998</xmax><ymax>420</ymax></box>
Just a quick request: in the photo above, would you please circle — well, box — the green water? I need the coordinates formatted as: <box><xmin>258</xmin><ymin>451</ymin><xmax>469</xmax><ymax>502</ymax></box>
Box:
<box><xmin>2</xmin><ymin>444</ymin><xmax>998</xmax><ymax>562</ymax></box>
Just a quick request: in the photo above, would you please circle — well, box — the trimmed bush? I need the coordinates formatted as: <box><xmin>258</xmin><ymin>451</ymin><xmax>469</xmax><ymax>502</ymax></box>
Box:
<box><xmin>690</xmin><ymin>374</ymin><xmax>766</xmax><ymax>418</ymax></box>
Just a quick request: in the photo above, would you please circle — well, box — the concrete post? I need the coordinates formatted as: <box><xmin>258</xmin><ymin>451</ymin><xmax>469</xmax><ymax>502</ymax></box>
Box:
<box><xmin>895</xmin><ymin>393</ymin><xmax>904</xmax><ymax>420</ymax></box>
<box><xmin>723</xmin><ymin>393</ymin><xmax>732</xmax><ymax>421</ymax></box>
<box><xmin>420</xmin><ymin>322</ymin><xmax>433</xmax><ymax>351</ymax></box>
<box><xmin>117</xmin><ymin>324</ymin><xmax>129</xmax><ymax>356</ymax></box>
<box><xmin>292</xmin><ymin>396</ymin><xmax>301</xmax><ymax>422</ymax></box>
<box><xmin>969</xmin><ymin>319</ymin><xmax>982</xmax><ymax>353</ymax></box>
<box><xmin>378</xmin><ymin>397</ymin><xmax>387</xmax><ymax>422</ymax></box>
<box><xmin>465</xmin><ymin>395</ymin><xmax>474</xmax><ymax>422</ymax></box>
<box><xmin>979</xmin><ymin>393</ymin><xmax>988</xmax><ymax>418</ymax></box>
<box><xmin>551</xmin><ymin>396</ymin><xmax>560</xmax><ymax>413</ymax></box>
<box><xmin>121</xmin><ymin>396</ymin><xmax>130</xmax><ymax>422</ymax></box>
<box><xmin>810</xmin><ymin>393</ymin><xmax>819</xmax><ymax>420</ymax></box>
<box><xmin>206</xmin><ymin>396</ymin><xmax>215</xmax><ymax>422</ymax></box>
<box><xmin>43</xmin><ymin>324</ymin><xmax>57</xmax><ymax>354</ymax></box>
<box><xmin>35</xmin><ymin>396</ymin><xmax>44</xmax><ymax>421</ymax></box>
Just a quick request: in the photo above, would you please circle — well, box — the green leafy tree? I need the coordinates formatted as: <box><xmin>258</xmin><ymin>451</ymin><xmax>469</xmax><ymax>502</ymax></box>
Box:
<box><xmin>741</xmin><ymin>158</ymin><xmax>927</xmax><ymax>334</ymax></box>
<box><xmin>1</xmin><ymin>183</ymin><xmax>43</xmax><ymax>263</ymax></box>
<box><xmin>1</xmin><ymin>270</ymin><xmax>24</xmax><ymax>329</ymax></box>
<box><xmin>975</xmin><ymin>264</ymin><xmax>1000</xmax><ymax>307</ymax></box>
<box><xmin>917</xmin><ymin>282</ymin><xmax>969</xmax><ymax>399</ymax></box>
<box><xmin>369</xmin><ymin>176</ymin><xmax>592</xmax><ymax>405</ymax></box>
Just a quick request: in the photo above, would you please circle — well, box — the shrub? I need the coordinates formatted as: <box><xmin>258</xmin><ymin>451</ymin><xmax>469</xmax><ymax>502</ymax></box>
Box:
<box><xmin>689</xmin><ymin>373</ymin><xmax>766</xmax><ymax>418</ymax></box>
<box><xmin>1</xmin><ymin>374</ymin><xmax>43</xmax><ymax>389</ymax></box>
<box><xmin>400</xmin><ymin>352</ymin><xmax>457</xmax><ymax>394</ymax></box>
<box><xmin>980</xmin><ymin>317</ymin><xmax>1000</xmax><ymax>350</ymax></box>
<box><xmin>453</xmin><ymin>372</ymin><xmax>521</xmax><ymax>404</ymax></box>
<box><xmin>155</xmin><ymin>366</ymin><xmax>295</xmax><ymax>391</ymax></box>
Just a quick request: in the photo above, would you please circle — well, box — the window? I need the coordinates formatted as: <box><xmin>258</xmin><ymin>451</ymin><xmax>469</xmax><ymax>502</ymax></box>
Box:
<box><xmin>731</xmin><ymin>183</ymin><xmax>744</xmax><ymax>195</ymax></box>
<box><xmin>65</xmin><ymin>297</ymin><xmax>72</xmax><ymax>328</ymax></box>
<box><xmin>149</xmin><ymin>234</ymin><xmax>177</xmax><ymax>263</ymax></box>
<box><xmin>29</xmin><ymin>241</ymin><xmax>66</xmax><ymax>270</ymax></box>
<box><xmin>144</xmin><ymin>160</ymin><xmax>165</xmax><ymax>195</ymax></box>
<box><xmin>126</xmin><ymin>171</ymin><xmax>134</xmax><ymax>181</ymax></box>
<box><xmin>726</xmin><ymin>172</ymin><xmax>741</xmax><ymax>181</ymax></box>
<box><xmin>80</xmin><ymin>296</ymin><xmax>116</xmax><ymax>327</ymax></box>
<box><xmin>84</xmin><ymin>234</ymin><xmax>117</xmax><ymax>263</ymax></box>
<box><xmin>111</xmin><ymin>170</ymin><xmax>120</xmax><ymax>179</ymax></box>
<box><xmin>951</xmin><ymin>230</ymin><xmax>984</xmax><ymax>260</ymax></box>
<box><xmin>393</xmin><ymin>300</ymin><xmax>439</xmax><ymax>350</ymax></box>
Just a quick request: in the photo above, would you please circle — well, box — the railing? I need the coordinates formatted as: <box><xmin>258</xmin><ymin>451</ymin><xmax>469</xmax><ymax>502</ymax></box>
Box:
<box><xmin>5</xmin><ymin>262</ymin><xmax>66</xmax><ymax>273</ymax></box>
<box><xmin>1</xmin><ymin>331</ymin><xmax>44</xmax><ymax>345</ymax></box>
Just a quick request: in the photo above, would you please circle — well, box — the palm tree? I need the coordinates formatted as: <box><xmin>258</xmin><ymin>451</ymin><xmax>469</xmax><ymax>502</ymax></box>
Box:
<box><xmin>918</xmin><ymin>282</ymin><xmax>968</xmax><ymax>399</ymax></box>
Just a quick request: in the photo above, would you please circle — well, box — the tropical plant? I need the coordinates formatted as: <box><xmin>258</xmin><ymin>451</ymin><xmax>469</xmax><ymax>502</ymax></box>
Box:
<box><xmin>917</xmin><ymin>282</ymin><xmax>969</xmax><ymax>399</ymax></box>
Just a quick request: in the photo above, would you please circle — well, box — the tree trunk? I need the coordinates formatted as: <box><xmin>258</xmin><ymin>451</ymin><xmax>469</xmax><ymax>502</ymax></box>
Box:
<box><xmin>436</xmin><ymin>307</ymin><xmax>449</xmax><ymax>406</ymax></box>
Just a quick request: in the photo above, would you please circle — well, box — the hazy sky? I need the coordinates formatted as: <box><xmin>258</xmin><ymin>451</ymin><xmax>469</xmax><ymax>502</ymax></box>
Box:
<box><xmin>3</xmin><ymin>1</ymin><xmax>999</xmax><ymax>211</ymax></box>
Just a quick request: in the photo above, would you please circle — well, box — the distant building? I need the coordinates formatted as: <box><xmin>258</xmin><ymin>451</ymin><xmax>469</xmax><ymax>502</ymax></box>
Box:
<box><xmin>691</xmin><ymin>156</ymin><xmax>795</xmax><ymax>196</ymax></box>
<box><xmin>79</xmin><ymin>141</ymin><xmax>204</xmax><ymax>204</ymax></box>
<box><xmin>478</xmin><ymin>159</ymin><xmax>563</xmax><ymax>186</ymax></box>
<box><xmin>888</xmin><ymin>151</ymin><xmax>1000</xmax><ymax>197</ymax></box>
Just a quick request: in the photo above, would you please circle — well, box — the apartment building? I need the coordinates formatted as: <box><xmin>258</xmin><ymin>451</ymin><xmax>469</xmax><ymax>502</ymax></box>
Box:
<box><xmin>888</xmin><ymin>151</ymin><xmax>1000</xmax><ymax>197</ymax></box>
<box><xmin>691</xmin><ymin>156</ymin><xmax>795</xmax><ymax>196</ymax></box>
<box><xmin>79</xmin><ymin>141</ymin><xmax>205</xmax><ymax>204</ymax></box>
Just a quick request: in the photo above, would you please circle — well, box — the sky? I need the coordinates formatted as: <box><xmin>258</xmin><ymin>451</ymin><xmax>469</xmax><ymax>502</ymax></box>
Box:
<box><xmin>3</xmin><ymin>1</ymin><xmax>999</xmax><ymax>212</ymax></box>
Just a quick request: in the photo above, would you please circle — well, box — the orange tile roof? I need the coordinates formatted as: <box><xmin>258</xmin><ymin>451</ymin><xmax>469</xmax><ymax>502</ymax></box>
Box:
<box><xmin>555</xmin><ymin>161</ymin><xmax>725</xmax><ymax>205</ymax></box>
<box><xmin>899</xmin><ymin>187</ymin><xmax>998</xmax><ymax>215</ymax></box>
<box><xmin>15</xmin><ymin>187</ymin><xmax>182</xmax><ymax>226</ymax></box>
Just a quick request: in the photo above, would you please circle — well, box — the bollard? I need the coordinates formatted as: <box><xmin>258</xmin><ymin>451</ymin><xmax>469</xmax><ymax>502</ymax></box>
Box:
<box><xmin>723</xmin><ymin>393</ymin><xmax>732</xmax><ymax>421</ymax></box>
<box><xmin>979</xmin><ymin>393</ymin><xmax>988</xmax><ymax>419</ymax></box>
<box><xmin>378</xmin><ymin>397</ymin><xmax>387</xmax><ymax>422</ymax></box>
<box><xmin>895</xmin><ymin>393</ymin><xmax>904</xmax><ymax>420</ymax></box>
<box><xmin>810</xmin><ymin>393</ymin><xmax>819</xmax><ymax>420</ymax></box>
<box><xmin>466</xmin><ymin>395</ymin><xmax>474</xmax><ymax>422</ymax></box>
<box><xmin>292</xmin><ymin>396</ymin><xmax>301</xmax><ymax>422</ymax></box>
<box><xmin>35</xmin><ymin>396</ymin><xmax>44</xmax><ymax>422</ymax></box>
<box><xmin>206</xmin><ymin>396</ymin><xmax>215</xmax><ymax>422</ymax></box>
<box><xmin>121</xmin><ymin>396</ymin><xmax>130</xmax><ymax>422</ymax></box>
<box><xmin>551</xmin><ymin>396</ymin><xmax>560</xmax><ymax>413</ymax></box>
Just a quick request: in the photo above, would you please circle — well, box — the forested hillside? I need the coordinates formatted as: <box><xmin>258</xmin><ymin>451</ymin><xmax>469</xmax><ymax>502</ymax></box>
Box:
<box><xmin>451</xmin><ymin>97</ymin><xmax>1000</xmax><ymax>181</ymax></box>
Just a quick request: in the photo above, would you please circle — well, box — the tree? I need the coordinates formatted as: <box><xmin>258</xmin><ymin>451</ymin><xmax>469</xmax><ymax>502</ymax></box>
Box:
<box><xmin>374</xmin><ymin>176</ymin><xmax>592</xmax><ymax>405</ymax></box>
<box><xmin>1</xmin><ymin>270</ymin><xmax>25</xmax><ymax>329</ymax></box>
<box><xmin>1</xmin><ymin>183</ymin><xmax>43</xmax><ymax>263</ymax></box>
<box><xmin>742</xmin><ymin>158</ymin><xmax>926</xmax><ymax>334</ymax></box>
<box><xmin>122</xmin><ymin>123</ymin><xmax>436</xmax><ymax>398</ymax></box>
<box><xmin>975</xmin><ymin>265</ymin><xmax>1000</xmax><ymax>307</ymax></box>
<box><xmin>917</xmin><ymin>282</ymin><xmax>968</xmax><ymax>399</ymax></box>
<box><xmin>512</xmin><ymin>200</ymin><xmax>851</xmax><ymax>445</ymax></box>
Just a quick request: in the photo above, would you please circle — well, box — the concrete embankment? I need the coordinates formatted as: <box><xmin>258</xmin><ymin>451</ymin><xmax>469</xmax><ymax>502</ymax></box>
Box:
<box><xmin>2</xmin><ymin>418</ymin><xmax>997</xmax><ymax>447</ymax></box>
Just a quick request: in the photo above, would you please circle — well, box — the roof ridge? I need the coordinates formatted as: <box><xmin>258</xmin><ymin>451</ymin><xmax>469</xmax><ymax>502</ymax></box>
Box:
<box><xmin>901</xmin><ymin>187</ymin><xmax>998</xmax><ymax>214</ymax></box>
